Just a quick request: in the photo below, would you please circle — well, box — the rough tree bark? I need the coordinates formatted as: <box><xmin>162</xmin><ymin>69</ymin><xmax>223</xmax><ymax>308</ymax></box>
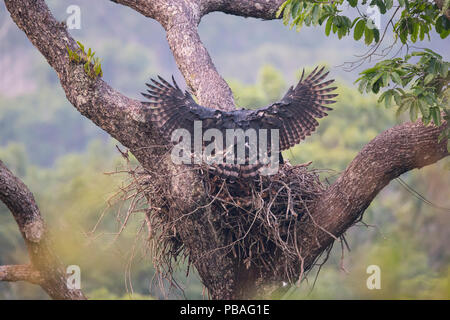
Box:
<box><xmin>2</xmin><ymin>0</ymin><xmax>448</xmax><ymax>299</ymax></box>
<box><xmin>0</xmin><ymin>161</ymin><xmax>86</xmax><ymax>299</ymax></box>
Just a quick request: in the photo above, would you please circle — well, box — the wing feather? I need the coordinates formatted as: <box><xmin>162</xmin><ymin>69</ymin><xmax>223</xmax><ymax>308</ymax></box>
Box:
<box><xmin>248</xmin><ymin>66</ymin><xmax>337</xmax><ymax>151</ymax></box>
<box><xmin>141</xmin><ymin>67</ymin><xmax>338</xmax><ymax>178</ymax></box>
<box><xmin>141</xmin><ymin>76</ymin><xmax>221</xmax><ymax>139</ymax></box>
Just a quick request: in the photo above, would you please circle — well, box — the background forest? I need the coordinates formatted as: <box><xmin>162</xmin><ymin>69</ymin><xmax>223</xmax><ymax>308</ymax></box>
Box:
<box><xmin>0</xmin><ymin>0</ymin><xmax>449</xmax><ymax>299</ymax></box>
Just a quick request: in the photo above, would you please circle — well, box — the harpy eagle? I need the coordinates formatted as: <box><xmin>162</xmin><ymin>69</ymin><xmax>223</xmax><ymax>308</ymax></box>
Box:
<box><xmin>142</xmin><ymin>66</ymin><xmax>337</xmax><ymax>178</ymax></box>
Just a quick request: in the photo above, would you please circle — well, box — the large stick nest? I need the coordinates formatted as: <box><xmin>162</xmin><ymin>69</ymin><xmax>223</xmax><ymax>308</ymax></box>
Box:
<box><xmin>103</xmin><ymin>152</ymin><xmax>331</xmax><ymax>295</ymax></box>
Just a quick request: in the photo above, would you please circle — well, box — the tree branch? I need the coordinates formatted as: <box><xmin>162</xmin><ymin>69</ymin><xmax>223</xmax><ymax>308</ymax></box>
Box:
<box><xmin>301</xmin><ymin>119</ymin><xmax>448</xmax><ymax>273</ymax></box>
<box><xmin>4</xmin><ymin>0</ymin><xmax>162</xmax><ymax>157</ymax></box>
<box><xmin>112</xmin><ymin>0</ymin><xmax>239</xmax><ymax>110</ymax></box>
<box><xmin>109</xmin><ymin>0</ymin><xmax>285</xmax><ymax>109</ymax></box>
<box><xmin>0</xmin><ymin>265</ymin><xmax>43</xmax><ymax>284</ymax></box>
<box><xmin>199</xmin><ymin>0</ymin><xmax>285</xmax><ymax>19</ymax></box>
<box><xmin>0</xmin><ymin>160</ymin><xmax>86</xmax><ymax>299</ymax></box>
<box><xmin>237</xmin><ymin>119</ymin><xmax>448</xmax><ymax>298</ymax></box>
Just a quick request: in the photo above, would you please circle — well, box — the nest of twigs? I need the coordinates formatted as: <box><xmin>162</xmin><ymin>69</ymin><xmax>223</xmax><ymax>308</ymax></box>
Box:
<box><xmin>200</xmin><ymin>163</ymin><xmax>328</xmax><ymax>284</ymax></box>
<box><xmin>101</xmin><ymin>149</ymin><xmax>330</xmax><ymax>294</ymax></box>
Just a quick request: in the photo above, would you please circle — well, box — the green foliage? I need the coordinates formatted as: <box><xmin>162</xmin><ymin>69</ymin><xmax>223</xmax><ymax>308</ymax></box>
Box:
<box><xmin>276</xmin><ymin>0</ymin><xmax>388</xmax><ymax>44</ymax></box>
<box><xmin>395</xmin><ymin>0</ymin><xmax>450</xmax><ymax>43</ymax></box>
<box><xmin>278</xmin><ymin>0</ymin><xmax>450</xmax><ymax>142</ymax></box>
<box><xmin>356</xmin><ymin>49</ymin><xmax>449</xmax><ymax>131</ymax></box>
<box><xmin>278</xmin><ymin>0</ymin><xmax>449</xmax><ymax>43</ymax></box>
<box><xmin>67</xmin><ymin>41</ymin><xmax>103</xmax><ymax>79</ymax></box>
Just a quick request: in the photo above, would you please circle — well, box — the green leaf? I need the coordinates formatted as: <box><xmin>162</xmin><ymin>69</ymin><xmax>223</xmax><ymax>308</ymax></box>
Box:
<box><xmin>372</xmin><ymin>80</ymin><xmax>381</xmax><ymax>94</ymax></box>
<box><xmin>440</xmin><ymin>28</ymin><xmax>450</xmax><ymax>39</ymax></box>
<box><xmin>431</xmin><ymin>107</ymin><xmax>441</xmax><ymax>126</ymax></box>
<box><xmin>385</xmin><ymin>0</ymin><xmax>393</xmax><ymax>10</ymax></box>
<box><xmin>391</xmin><ymin>72</ymin><xmax>403</xmax><ymax>85</ymax></box>
<box><xmin>291</xmin><ymin>0</ymin><xmax>300</xmax><ymax>18</ymax></box>
<box><xmin>354</xmin><ymin>19</ymin><xmax>365</xmax><ymax>40</ymax></box>
<box><xmin>373</xmin><ymin>28</ymin><xmax>380</xmax><ymax>43</ymax></box>
<box><xmin>411</xmin><ymin>22</ymin><xmax>419</xmax><ymax>42</ymax></box>
<box><xmin>382</xmin><ymin>72</ymin><xmax>390</xmax><ymax>87</ymax></box>
<box><xmin>419</xmin><ymin>23</ymin><xmax>426</xmax><ymax>41</ymax></box>
<box><xmin>409</xmin><ymin>101</ymin><xmax>419</xmax><ymax>121</ymax></box>
<box><xmin>417</xmin><ymin>98</ymin><xmax>430</xmax><ymax>118</ymax></box>
<box><xmin>378</xmin><ymin>91</ymin><xmax>387</xmax><ymax>104</ymax></box>
<box><xmin>311</xmin><ymin>4</ymin><xmax>320</xmax><ymax>24</ymax></box>
<box><xmin>364</xmin><ymin>26</ymin><xmax>374</xmax><ymax>45</ymax></box>
<box><xmin>332</xmin><ymin>22</ymin><xmax>338</xmax><ymax>34</ymax></box>
<box><xmin>348</xmin><ymin>0</ymin><xmax>358</xmax><ymax>7</ymax></box>
<box><xmin>385</xmin><ymin>90</ymin><xmax>393</xmax><ymax>108</ymax></box>
<box><xmin>325</xmin><ymin>16</ymin><xmax>333</xmax><ymax>36</ymax></box>
<box><xmin>351</xmin><ymin>17</ymin><xmax>360</xmax><ymax>28</ymax></box>
<box><xmin>282</xmin><ymin>2</ymin><xmax>292</xmax><ymax>26</ymax></box>
<box><xmin>370</xmin><ymin>72</ymin><xmax>383</xmax><ymax>86</ymax></box>
<box><xmin>276</xmin><ymin>0</ymin><xmax>289</xmax><ymax>18</ymax></box>
<box><xmin>376</xmin><ymin>0</ymin><xmax>386</xmax><ymax>14</ymax></box>
<box><xmin>393</xmin><ymin>90</ymin><xmax>402</xmax><ymax>106</ymax></box>
<box><xmin>424</xmin><ymin>74</ymin><xmax>434</xmax><ymax>85</ymax></box>
<box><xmin>77</xmin><ymin>41</ymin><xmax>85</xmax><ymax>52</ymax></box>
<box><xmin>397</xmin><ymin>98</ymin><xmax>409</xmax><ymax>112</ymax></box>
<box><xmin>358</xmin><ymin>78</ymin><xmax>368</xmax><ymax>93</ymax></box>
<box><xmin>441</xmin><ymin>62</ymin><xmax>449</xmax><ymax>77</ymax></box>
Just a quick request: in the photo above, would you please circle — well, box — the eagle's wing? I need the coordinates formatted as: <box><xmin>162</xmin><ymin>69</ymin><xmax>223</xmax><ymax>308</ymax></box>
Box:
<box><xmin>142</xmin><ymin>77</ymin><xmax>242</xmax><ymax>177</ymax></box>
<box><xmin>141</xmin><ymin>76</ymin><xmax>223</xmax><ymax>138</ymax></box>
<box><xmin>247</xmin><ymin>66</ymin><xmax>337</xmax><ymax>151</ymax></box>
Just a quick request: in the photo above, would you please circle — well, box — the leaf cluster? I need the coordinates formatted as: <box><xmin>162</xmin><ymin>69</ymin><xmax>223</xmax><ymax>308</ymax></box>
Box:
<box><xmin>67</xmin><ymin>41</ymin><xmax>103</xmax><ymax>79</ymax></box>
<box><xmin>356</xmin><ymin>49</ymin><xmax>449</xmax><ymax>143</ymax></box>
<box><xmin>277</xmin><ymin>0</ymin><xmax>449</xmax><ymax>44</ymax></box>
<box><xmin>278</xmin><ymin>0</ymin><xmax>450</xmax><ymax>142</ymax></box>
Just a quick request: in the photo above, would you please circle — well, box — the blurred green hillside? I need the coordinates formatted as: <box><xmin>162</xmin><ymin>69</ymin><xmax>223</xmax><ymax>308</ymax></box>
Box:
<box><xmin>0</xmin><ymin>1</ymin><xmax>449</xmax><ymax>299</ymax></box>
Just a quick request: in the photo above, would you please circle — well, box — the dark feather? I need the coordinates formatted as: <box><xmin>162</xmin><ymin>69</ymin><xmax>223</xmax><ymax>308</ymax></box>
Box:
<box><xmin>142</xmin><ymin>67</ymin><xmax>338</xmax><ymax>178</ymax></box>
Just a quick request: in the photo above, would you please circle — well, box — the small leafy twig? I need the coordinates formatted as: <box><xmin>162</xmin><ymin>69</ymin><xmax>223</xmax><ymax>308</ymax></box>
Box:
<box><xmin>67</xmin><ymin>41</ymin><xmax>103</xmax><ymax>79</ymax></box>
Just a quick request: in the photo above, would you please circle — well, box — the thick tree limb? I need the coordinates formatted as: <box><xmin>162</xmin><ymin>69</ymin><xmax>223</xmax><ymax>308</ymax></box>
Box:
<box><xmin>199</xmin><ymin>0</ymin><xmax>285</xmax><ymax>19</ymax></box>
<box><xmin>0</xmin><ymin>160</ymin><xmax>86</xmax><ymax>299</ymax></box>
<box><xmin>110</xmin><ymin>0</ymin><xmax>284</xmax><ymax>109</ymax></box>
<box><xmin>4</xmin><ymin>0</ymin><xmax>183</xmax><ymax>180</ymax></box>
<box><xmin>0</xmin><ymin>265</ymin><xmax>43</xmax><ymax>284</ymax></box>
<box><xmin>111</xmin><ymin>0</ymin><xmax>237</xmax><ymax>110</ymax></box>
<box><xmin>233</xmin><ymin>119</ymin><xmax>448</xmax><ymax>298</ymax></box>
<box><xmin>298</xmin><ymin>119</ymin><xmax>449</xmax><ymax>275</ymax></box>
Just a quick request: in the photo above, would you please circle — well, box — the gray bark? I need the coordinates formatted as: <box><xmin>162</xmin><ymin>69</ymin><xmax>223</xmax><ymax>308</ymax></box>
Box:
<box><xmin>0</xmin><ymin>161</ymin><xmax>86</xmax><ymax>299</ymax></box>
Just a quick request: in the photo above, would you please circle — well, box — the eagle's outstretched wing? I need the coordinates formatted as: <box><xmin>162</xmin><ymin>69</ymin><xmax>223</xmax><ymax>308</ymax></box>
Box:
<box><xmin>246</xmin><ymin>66</ymin><xmax>337</xmax><ymax>151</ymax></box>
<box><xmin>141</xmin><ymin>67</ymin><xmax>337</xmax><ymax>178</ymax></box>
<box><xmin>141</xmin><ymin>76</ymin><xmax>223</xmax><ymax>138</ymax></box>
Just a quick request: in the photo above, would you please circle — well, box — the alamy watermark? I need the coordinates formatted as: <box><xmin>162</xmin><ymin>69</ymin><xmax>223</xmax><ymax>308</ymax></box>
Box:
<box><xmin>66</xmin><ymin>5</ymin><xmax>81</xmax><ymax>30</ymax></box>
<box><xmin>170</xmin><ymin>121</ymin><xmax>280</xmax><ymax>176</ymax></box>
<box><xmin>366</xmin><ymin>5</ymin><xmax>381</xmax><ymax>30</ymax></box>
<box><xmin>66</xmin><ymin>265</ymin><xmax>81</xmax><ymax>290</ymax></box>
<box><xmin>366</xmin><ymin>265</ymin><xmax>381</xmax><ymax>290</ymax></box>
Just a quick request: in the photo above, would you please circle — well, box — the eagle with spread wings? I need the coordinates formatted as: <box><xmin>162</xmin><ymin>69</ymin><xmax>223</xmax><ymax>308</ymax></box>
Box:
<box><xmin>142</xmin><ymin>66</ymin><xmax>337</xmax><ymax>178</ymax></box>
